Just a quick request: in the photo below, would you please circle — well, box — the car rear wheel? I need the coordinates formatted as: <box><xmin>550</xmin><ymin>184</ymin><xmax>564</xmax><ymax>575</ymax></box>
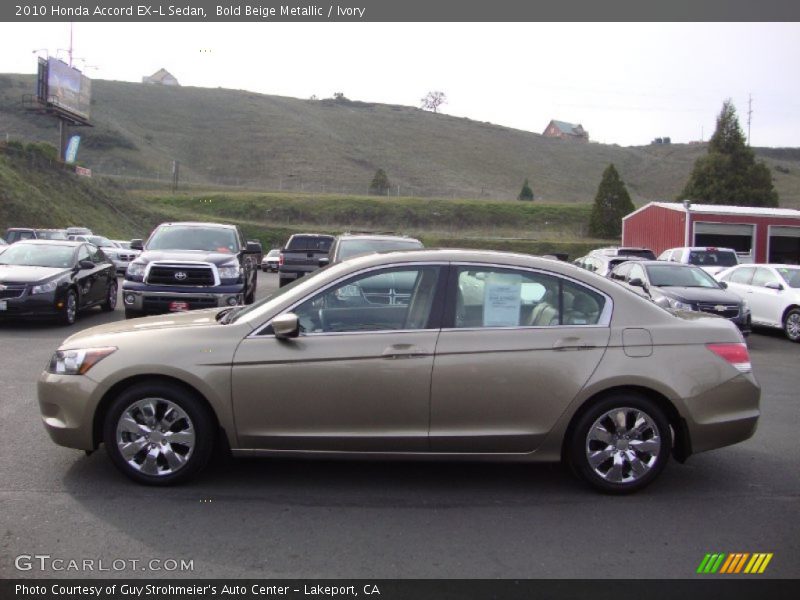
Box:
<box><xmin>783</xmin><ymin>308</ymin><xmax>800</xmax><ymax>342</ymax></box>
<box><xmin>59</xmin><ymin>289</ymin><xmax>78</xmax><ymax>326</ymax></box>
<box><xmin>103</xmin><ymin>382</ymin><xmax>214</xmax><ymax>485</ymax></box>
<box><xmin>102</xmin><ymin>280</ymin><xmax>118</xmax><ymax>312</ymax></box>
<box><xmin>568</xmin><ymin>394</ymin><xmax>671</xmax><ymax>494</ymax></box>
<box><xmin>278</xmin><ymin>276</ymin><xmax>292</xmax><ymax>288</ymax></box>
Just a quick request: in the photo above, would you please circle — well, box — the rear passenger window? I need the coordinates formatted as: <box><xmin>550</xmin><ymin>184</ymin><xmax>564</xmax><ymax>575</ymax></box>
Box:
<box><xmin>726</xmin><ymin>267</ymin><xmax>755</xmax><ymax>284</ymax></box>
<box><xmin>452</xmin><ymin>267</ymin><xmax>606</xmax><ymax>328</ymax></box>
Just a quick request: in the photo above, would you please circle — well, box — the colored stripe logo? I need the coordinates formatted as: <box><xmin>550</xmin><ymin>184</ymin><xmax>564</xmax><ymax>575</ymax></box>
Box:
<box><xmin>697</xmin><ymin>553</ymin><xmax>773</xmax><ymax>574</ymax></box>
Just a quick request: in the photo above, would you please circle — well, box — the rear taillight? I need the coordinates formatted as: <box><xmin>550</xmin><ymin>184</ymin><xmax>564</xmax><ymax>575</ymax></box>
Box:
<box><xmin>278</xmin><ymin>253</ymin><xmax>284</xmax><ymax>266</ymax></box>
<box><xmin>706</xmin><ymin>343</ymin><xmax>752</xmax><ymax>373</ymax></box>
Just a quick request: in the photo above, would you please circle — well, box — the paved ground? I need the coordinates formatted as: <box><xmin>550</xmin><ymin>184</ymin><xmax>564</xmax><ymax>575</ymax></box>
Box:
<box><xmin>1</xmin><ymin>271</ymin><xmax>798</xmax><ymax>579</ymax></box>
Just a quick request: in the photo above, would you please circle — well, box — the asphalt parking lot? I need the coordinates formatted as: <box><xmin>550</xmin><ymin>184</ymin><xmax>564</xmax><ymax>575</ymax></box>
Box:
<box><xmin>1</xmin><ymin>271</ymin><xmax>798</xmax><ymax>579</ymax></box>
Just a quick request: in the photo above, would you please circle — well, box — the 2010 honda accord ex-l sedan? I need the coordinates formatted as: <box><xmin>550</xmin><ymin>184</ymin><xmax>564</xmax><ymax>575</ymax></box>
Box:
<box><xmin>38</xmin><ymin>250</ymin><xmax>760</xmax><ymax>493</ymax></box>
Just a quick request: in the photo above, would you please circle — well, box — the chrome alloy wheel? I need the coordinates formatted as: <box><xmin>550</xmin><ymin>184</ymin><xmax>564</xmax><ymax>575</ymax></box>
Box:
<box><xmin>115</xmin><ymin>398</ymin><xmax>195</xmax><ymax>476</ymax></box>
<box><xmin>585</xmin><ymin>407</ymin><xmax>662</xmax><ymax>484</ymax></box>
<box><xmin>785</xmin><ymin>310</ymin><xmax>800</xmax><ymax>342</ymax></box>
<box><xmin>65</xmin><ymin>292</ymin><xmax>77</xmax><ymax>324</ymax></box>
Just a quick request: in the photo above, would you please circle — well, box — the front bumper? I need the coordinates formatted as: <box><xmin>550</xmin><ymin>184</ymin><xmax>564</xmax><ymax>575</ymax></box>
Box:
<box><xmin>0</xmin><ymin>289</ymin><xmax>64</xmax><ymax>319</ymax></box>
<box><xmin>38</xmin><ymin>371</ymin><xmax>101</xmax><ymax>450</ymax></box>
<box><xmin>121</xmin><ymin>281</ymin><xmax>244</xmax><ymax>313</ymax></box>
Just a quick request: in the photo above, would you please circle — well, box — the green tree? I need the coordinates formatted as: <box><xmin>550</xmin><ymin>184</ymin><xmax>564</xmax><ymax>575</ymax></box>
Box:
<box><xmin>517</xmin><ymin>178</ymin><xmax>534</xmax><ymax>201</ymax></box>
<box><xmin>679</xmin><ymin>100</ymin><xmax>778</xmax><ymax>207</ymax></box>
<box><xmin>369</xmin><ymin>168</ymin><xmax>391</xmax><ymax>196</ymax></box>
<box><xmin>589</xmin><ymin>164</ymin><xmax>635</xmax><ymax>238</ymax></box>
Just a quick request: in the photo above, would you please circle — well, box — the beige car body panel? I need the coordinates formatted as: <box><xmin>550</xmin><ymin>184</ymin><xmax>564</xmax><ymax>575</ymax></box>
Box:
<box><xmin>38</xmin><ymin>249</ymin><xmax>759</xmax><ymax>465</ymax></box>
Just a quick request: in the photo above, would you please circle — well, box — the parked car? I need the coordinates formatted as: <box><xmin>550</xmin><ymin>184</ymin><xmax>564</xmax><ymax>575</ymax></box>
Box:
<box><xmin>589</xmin><ymin>246</ymin><xmax>656</xmax><ymax>260</ymax></box>
<box><xmin>574</xmin><ymin>254</ymin><xmax>647</xmax><ymax>277</ymax></box>
<box><xmin>278</xmin><ymin>233</ymin><xmax>335</xmax><ymax>287</ymax></box>
<box><xmin>0</xmin><ymin>240</ymin><xmax>117</xmax><ymax>325</ymax></box>
<box><xmin>261</xmin><ymin>248</ymin><xmax>280</xmax><ymax>272</ymax></box>
<box><xmin>65</xmin><ymin>227</ymin><xmax>93</xmax><ymax>237</ymax></box>
<box><xmin>4</xmin><ymin>228</ymin><xmax>69</xmax><ymax>243</ymax></box>
<box><xmin>76</xmin><ymin>235</ymin><xmax>140</xmax><ymax>275</ymax></box>
<box><xmin>38</xmin><ymin>249</ymin><xmax>759</xmax><ymax>493</ymax></box>
<box><xmin>657</xmin><ymin>246</ymin><xmax>739</xmax><ymax>276</ymax></box>
<box><xmin>121</xmin><ymin>221</ymin><xmax>259</xmax><ymax>318</ymax></box>
<box><xmin>321</xmin><ymin>233</ymin><xmax>424</xmax><ymax>266</ymax></box>
<box><xmin>717</xmin><ymin>264</ymin><xmax>800</xmax><ymax>342</ymax></box>
<box><xmin>609</xmin><ymin>260</ymin><xmax>751</xmax><ymax>335</ymax></box>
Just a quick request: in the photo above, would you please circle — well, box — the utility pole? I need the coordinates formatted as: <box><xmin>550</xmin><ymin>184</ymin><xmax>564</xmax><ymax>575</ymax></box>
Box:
<box><xmin>747</xmin><ymin>93</ymin><xmax>753</xmax><ymax>146</ymax></box>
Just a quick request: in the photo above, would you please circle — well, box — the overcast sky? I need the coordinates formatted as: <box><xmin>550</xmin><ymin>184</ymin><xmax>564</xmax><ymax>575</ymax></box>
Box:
<box><xmin>1</xmin><ymin>22</ymin><xmax>799</xmax><ymax>147</ymax></box>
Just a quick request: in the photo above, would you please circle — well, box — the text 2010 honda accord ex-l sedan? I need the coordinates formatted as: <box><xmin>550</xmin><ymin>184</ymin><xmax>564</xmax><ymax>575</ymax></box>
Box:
<box><xmin>38</xmin><ymin>250</ymin><xmax>760</xmax><ymax>493</ymax></box>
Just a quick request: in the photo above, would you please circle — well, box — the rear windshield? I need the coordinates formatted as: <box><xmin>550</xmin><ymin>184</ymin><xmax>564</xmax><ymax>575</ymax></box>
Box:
<box><xmin>286</xmin><ymin>236</ymin><xmax>333</xmax><ymax>252</ymax></box>
<box><xmin>687</xmin><ymin>250</ymin><xmax>738</xmax><ymax>267</ymax></box>
<box><xmin>36</xmin><ymin>230</ymin><xmax>68</xmax><ymax>240</ymax></box>
<box><xmin>618</xmin><ymin>249</ymin><xmax>656</xmax><ymax>260</ymax></box>
<box><xmin>338</xmin><ymin>238</ymin><xmax>423</xmax><ymax>261</ymax></box>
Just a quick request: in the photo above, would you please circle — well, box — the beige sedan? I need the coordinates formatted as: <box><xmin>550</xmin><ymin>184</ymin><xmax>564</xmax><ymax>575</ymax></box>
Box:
<box><xmin>38</xmin><ymin>250</ymin><xmax>760</xmax><ymax>493</ymax></box>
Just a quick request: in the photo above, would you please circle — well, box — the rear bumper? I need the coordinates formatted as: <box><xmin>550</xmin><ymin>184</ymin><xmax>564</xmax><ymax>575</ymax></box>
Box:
<box><xmin>682</xmin><ymin>373</ymin><xmax>760</xmax><ymax>455</ymax></box>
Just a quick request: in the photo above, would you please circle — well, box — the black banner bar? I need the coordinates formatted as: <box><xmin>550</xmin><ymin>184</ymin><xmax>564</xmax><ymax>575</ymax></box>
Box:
<box><xmin>3</xmin><ymin>579</ymin><xmax>800</xmax><ymax>600</ymax></box>
<box><xmin>2</xmin><ymin>0</ymin><xmax>800</xmax><ymax>22</ymax></box>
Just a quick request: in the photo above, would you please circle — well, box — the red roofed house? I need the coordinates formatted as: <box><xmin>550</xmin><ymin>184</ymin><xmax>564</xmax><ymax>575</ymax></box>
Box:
<box><xmin>543</xmin><ymin>120</ymin><xmax>589</xmax><ymax>142</ymax></box>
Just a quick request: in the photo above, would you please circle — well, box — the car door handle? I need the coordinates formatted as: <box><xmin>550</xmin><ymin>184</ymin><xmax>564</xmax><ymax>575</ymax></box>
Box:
<box><xmin>552</xmin><ymin>337</ymin><xmax>595</xmax><ymax>351</ymax></box>
<box><xmin>382</xmin><ymin>344</ymin><xmax>428</xmax><ymax>359</ymax></box>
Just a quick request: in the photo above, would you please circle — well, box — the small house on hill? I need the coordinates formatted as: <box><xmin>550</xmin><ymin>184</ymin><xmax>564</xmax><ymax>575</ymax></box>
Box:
<box><xmin>142</xmin><ymin>68</ymin><xmax>180</xmax><ymax>86</ymax></box>
<box><xmin>543</xmin><ymin>120</ymin><xmax>589</xmax><ymax>142</ymax></box>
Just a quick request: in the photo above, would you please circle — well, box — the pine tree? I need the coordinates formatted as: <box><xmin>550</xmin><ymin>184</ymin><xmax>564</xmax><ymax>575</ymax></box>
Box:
<box><xmin>589</xmin><ymin>164</ymin><xmax>635</xmax><ymax>238</ymax></box>
<box><xmin>517</xmin><ymin>178</ymin><xmax>534</xmax><ymax>201</ymax></box>
<box><xmin>679</xmin><ymin>100</ymin><xmax>778</xmax><ymax>207</ymax></box>
<box><xmin>369</xmin><ymin>168</ymin><xmax>391</xmax><ymax>196</ymax></box>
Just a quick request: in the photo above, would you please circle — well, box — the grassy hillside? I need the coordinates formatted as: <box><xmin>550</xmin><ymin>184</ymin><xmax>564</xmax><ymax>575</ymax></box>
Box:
<box><xmin>2</xmin><ymin>73</ymin><xmax>798</xmax><ymax>206</ymax></box>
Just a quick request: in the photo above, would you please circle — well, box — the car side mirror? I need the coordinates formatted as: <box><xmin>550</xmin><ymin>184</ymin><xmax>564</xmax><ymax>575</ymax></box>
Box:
<box><xmin>718</xmin><ymin>281</ymin><xmax>728</xmax><ymax>289</ymax></box>
<box><xmin>628</xmin><ymin>277</ymin><xmax>644</xmax><ymax>288</ymax></box>
<box><xmin>318</xmin><ymin>257</ymin><xmax>330</xmax><ymax>267</ymax></box>
<box><xmin>130</xmin><ymin>239</ymin><xmax>144</xmax><ymax>251</ymax></box>
<box><xmin>272</xmin><ymin>313</ymin><xmax>300</xmax><ymax>339</ymax></box>
<box><xmin>765</xmin><ymin>281</ymin><xmax>783</xmax><ymax>291</ymax></box>
<box><xmin>78</xmin><ymin>260</ymin><xmax>95</xmax><ymax>270</ymax></box>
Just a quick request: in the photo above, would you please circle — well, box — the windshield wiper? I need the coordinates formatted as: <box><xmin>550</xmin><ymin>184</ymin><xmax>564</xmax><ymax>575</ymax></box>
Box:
<box><xmin>219</xmin><ymin>305</ymin><xmax>245</xmax><ymax>325</ymax></box>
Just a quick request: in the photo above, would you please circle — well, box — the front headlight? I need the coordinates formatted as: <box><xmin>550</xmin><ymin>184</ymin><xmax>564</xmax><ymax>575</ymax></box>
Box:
<box><xmin>48</xmin><ymin>347</ymin><xmax>117</xmax><ymax>375</ymax></box>
<box><xmin>126</xmin><ymin>261</ymin><xmax>146</xmax><ymax>279</ymax></box>
<box><xmin>218</xmin><ymin>262</ymin><xmax>241</xmax><ymax>279</ymax></box>
<box><xmin>32</xmin><ymin>275</ymin><xmax>68</xmax><ymax>295</ymax></box>
<box><xmin>669</xmin><ymin>298</ymin><xmax>694</xmax><ymax>311</ymax></box>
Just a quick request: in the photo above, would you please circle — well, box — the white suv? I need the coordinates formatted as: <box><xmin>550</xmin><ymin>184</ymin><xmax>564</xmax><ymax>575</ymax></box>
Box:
<box><xmin>657</xmin><ymin>246</ymin><xmax>740</xmax><ymax>276</ymax></box>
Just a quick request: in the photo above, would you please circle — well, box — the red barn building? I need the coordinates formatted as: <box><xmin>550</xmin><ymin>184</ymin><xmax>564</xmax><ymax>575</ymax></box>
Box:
<box><xmin>622</xmin><ymin>202</ymin><xmax>800</xmax><ymax>264</ymax></box>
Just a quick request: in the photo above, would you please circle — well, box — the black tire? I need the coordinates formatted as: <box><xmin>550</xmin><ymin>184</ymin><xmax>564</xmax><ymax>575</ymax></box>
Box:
<box><xmin>103</xmin><ymin>382</ymin><xmax>215</xmax><ymax>485</ymax></box>
<box><xmin>783</xmin><ymin>308</ymin><xmax>800</xmax><ymax>342</ymax></box>
<box><xmin>59</xmin><ymin>289</ymin><xmax>79</xmax><ymax>326</ymax></box>
<box><xmin>278</xmin><ymin>276</ymin><xmax>291</xmax><ymax>288</ymax></box>
<box><xmin>101</xmin><ymin>279</ymin><xmax>118</xmax><ymax>312</ymax></box>
<box><xmin>124</xmin><ymin>308</ymin><xmax>143</xmax><ymax>319</ymax></box>
<box><xmin>568</xmin><ymin>393</ymin><xmax>671</xmax><ymax>494</ymax></box>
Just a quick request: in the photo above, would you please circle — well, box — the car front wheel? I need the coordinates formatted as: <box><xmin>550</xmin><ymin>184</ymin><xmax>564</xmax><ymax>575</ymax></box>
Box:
<box><xmin>783</xmin><ymin>308</ymin><xmax>800</xmax><ymax>342</ymax></box>
<box><xmin>59</xmin><ymin>289</ymin><xmax>78</xmax><ymax>325</ymax></box>
<box><xmin>103</xmin><ymin>382</ymin><xmax>214</xmax><ymax>485</ymax></box>
<box><xmin>568</xmin><ymin>394</ymin><xmax>671</xmax><ymax>494</ymax></box>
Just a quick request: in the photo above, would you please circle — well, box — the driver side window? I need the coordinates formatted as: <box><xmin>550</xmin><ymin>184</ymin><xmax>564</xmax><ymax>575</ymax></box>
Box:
<box><xmin>292</xmin><ymin>266</ymin><xmax>441</xmax><ymax>334</ymax></box>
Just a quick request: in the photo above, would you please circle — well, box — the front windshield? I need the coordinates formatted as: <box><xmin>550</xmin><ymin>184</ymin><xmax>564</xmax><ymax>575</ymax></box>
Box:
<box><xmin>0</xmin><ymin>243</ymin><xmax>74</xmax><ymax>268</ymax></box>
<box><xmin>147</xmin><ymin>226</ymin><xmax>238</xmax><ymax>253</ymax></box>
<box><xmin>647</xmin><ymin>265</ymin><xmax>720</xmax><ymax>288</ymax></box>
<box><xmin>88</xmin><ymin>236</ymin><xmax>116</xmax><ymax>247</ymax></box>
<box><xmin>37</xmin><ymin>230</ymin><xmax>68</xmax><ymax>240</ymax></box>
<box><xmin>777</xmin><ymin>268</ymin><xmax>800</xmax><ymax>288</ymax></box>
<box><xmin>339</xmin><ymin>239</ymin><xmax>423</xmax><ymax>261</ymax></box>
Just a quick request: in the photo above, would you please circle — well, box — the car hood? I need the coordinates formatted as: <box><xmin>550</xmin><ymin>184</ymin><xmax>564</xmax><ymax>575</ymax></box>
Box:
<box><xmin>137</xmin><ymin>250</ymin><xmax>237</xmax><ymax>265</ymax></box>
<box><xmin>0</xmin><ymin>265</ymin><xmax>70</xmax><ymax>284</ymax></box>
<box><xmin>58</xmin><ymin>308</ymin><xmax>236</xmax><ymax>348</ymax></box>
<box><xmin>654</xmin><ymin>286</ymin><xmax>741</xmax><ymax>304</ymax></box>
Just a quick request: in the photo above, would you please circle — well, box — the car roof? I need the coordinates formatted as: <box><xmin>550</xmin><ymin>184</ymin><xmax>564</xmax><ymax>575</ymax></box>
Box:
<box><xmin>156</xmin><ymin>221</ymin><xmax>237</xmax><ymax>230</ymax></box>
<box><xmin>631</xmin><ymin>260</ymin><xmax>707</xmax><ymax>268</ymax></box>
<box><xmin>10</xmin><ymin>239</ymin><xmax>83</xmax><ymax>247</ymax></box>
<box><xmin>290</xmin><ymin>233</ymin><xmax>335</xmax><ymax>238</ymax></box>
<box><xmin>337</xmin><ymin>233</ymin><xmax>421</xmax><ymax>242</ymax></box>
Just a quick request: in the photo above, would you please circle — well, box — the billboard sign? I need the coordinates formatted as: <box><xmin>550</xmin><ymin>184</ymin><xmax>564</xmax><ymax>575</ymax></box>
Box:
<box><xmin>39</xmin><ymin>58</ymin><xmax>92</xmax><ymax>122</ymax></box>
